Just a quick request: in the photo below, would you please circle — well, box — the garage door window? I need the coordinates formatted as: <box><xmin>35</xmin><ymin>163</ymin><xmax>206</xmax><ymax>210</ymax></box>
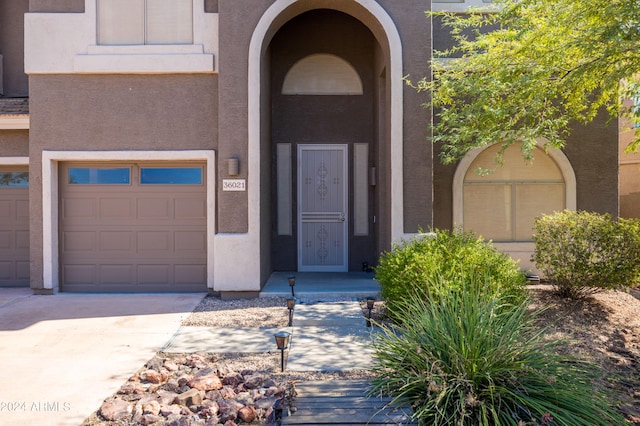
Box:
<box><xmin>140</xmin><ymin>168</ymin><xmax>202</xmax><ymax>185</ymax></box>
<box><xmin>0</xmin><ymin>172</ymin><xmax>29</xmax><ymax>187</ymax></box>
<box><xmin>69</xmin><ymin>168</ymin><xmax>130</xmax><ymax>185</ymax></box>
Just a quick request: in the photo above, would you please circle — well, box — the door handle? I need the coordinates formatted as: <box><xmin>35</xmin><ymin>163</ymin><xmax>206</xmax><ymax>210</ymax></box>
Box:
<box><xmin>340</xmin><ymin>213</ymin><xmax>345</xmax><ymax>222</ymax></box>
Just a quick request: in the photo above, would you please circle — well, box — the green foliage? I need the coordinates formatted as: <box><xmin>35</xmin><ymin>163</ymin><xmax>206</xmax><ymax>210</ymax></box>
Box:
<box><xmin>369</xmin><ymin>278</ymin><xmax>624</xmax><ymax>425</ymax></box>
<box><xmin>375</xmin><ymin>228</ymin><xmax>526</xmax><ymax>318</ymax></box>
<box><xmin>532</xmin><ymin>210</ymin><xmax>640</xmax><ymax>298</ymax></box>
<box><xmin>416</xmin><ymin>0</ymin><xmax>640</xmax><ymax>164</ymax></box>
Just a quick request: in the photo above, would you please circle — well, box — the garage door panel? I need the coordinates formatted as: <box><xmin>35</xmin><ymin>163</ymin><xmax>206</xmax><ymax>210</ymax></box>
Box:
<box><xmin>64</xmin><ymin>264</ymin><xmax>96</xmax><ymax>284</ymax></box>
<box><xmin>0</xmin><ymin>231</ymin><xmax>10</xmax><ymax>249</ymax></box>
<box><xmin>16</xmin><ymin>230</ymin><xmax>29</xmax><ymax>249</ymax></box>
<box><xmin>175</xmin><ymin>231</ymin><xmax>206</xmax><ymax>251</ymax></box>
<box><xmin>99</xmin><ymin>265</ymin><xmax>134</xmax><ymax>285</ymax></box>
<box><xmin>138</xmin><ymin>198</ymin><xmax>172</xmax><ymax>219</ymax></box>
<box><xmin>100</xmin><ymin>198</ymin><xmax>134</xmax><ymax>218</ymax></box>
<box><xmin>0</xmin><ymin>174</ymin><xmax>30</xmax><ymax>286</ymax></box>
<box><xmin>63</xmin><ymin>231</ymin><xmax>97</xmax><ymax>252</ymax></box>
<box><xmin>138</xmin><ymin>264</ymin><xmax>171</xmax><ymax>285</ymax></box>
<box><xmin>16</xmin><ymin>261</ymin><xmax>30</xmax><ymax>280</ymax></box>
<box><xmin>0</xmin><ymin>200</ymin><xmax>11</xmax><ymax>218</ymax></box>
<box><xmin>63</xmin><ymin>197</ymin><xmax>97</xmax><ymax>219</ymax></box>
<box><xmin>138</xmin><ymin>231</ymin><xmax>171</xmax><ymax>251</ymax></box>
<box><xmin>16</xmin><ymin>199</ymin><xmax>29</xmax><ymax>221</ymax></box>
<box><xmin>175</xmin><ymin>264</ymin><xmax>206</xmax><ymax>285</ymax></box>
<box><xmin>100</xmin><ymin>231</ymin><xmax>133</xmax><ymax>251</ymax></box>
<box><xmin>176</xmin><ymin>198</ymin><xmax>206</xmax><ymax>219</ymax></box>
<box><xmin>0</xmin><ymin>262</ymin><xmax>11</xmax><ymax>279</ymax></box>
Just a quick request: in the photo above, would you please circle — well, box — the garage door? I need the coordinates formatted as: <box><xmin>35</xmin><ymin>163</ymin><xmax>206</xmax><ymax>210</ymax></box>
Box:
<box><xmin>0</xmin><ymin>167</ymin><xmax>29</xmax><ymax>287</ymax></box>
<box><xmin>59</xmin><ymin>162</ymin><xmax>207</xmax><ymax>292</ymax></box>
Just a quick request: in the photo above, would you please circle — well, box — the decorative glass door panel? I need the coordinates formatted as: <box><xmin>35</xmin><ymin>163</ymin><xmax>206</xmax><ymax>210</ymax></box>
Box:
<box><xmin>297</xmin><ymin>145</ymin><xmax>348</xmax><ymax>271</ymax></box>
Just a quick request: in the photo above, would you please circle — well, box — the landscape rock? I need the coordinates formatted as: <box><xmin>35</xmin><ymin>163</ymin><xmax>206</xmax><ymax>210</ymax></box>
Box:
<box><xmin>87</xmin><ymin>353</ymin><xmax>291</xmax><ymax>425</ymax></box>
<box><xmin>160</xmin><ymin>404</ymin><xmax>182</xmax><ymax>417</ymax></box>
<box><xmin>139</xmin><ymin>413</ymin><xmax>163</xmax><ymax>425</ymax></box>
<box><xmin>143</xmin><ymin>369</ymin><xmax>166</xmax><ymax>384</ymax></box>
<box><xmin>99</xmin><ymin>397</ymin><xmax>132</xmax><ymax>421</ymax></box>
<box><xmin>238</xmin><ymin>405</ymin><xmax>258</xmax><ymax>423</ymax></box>
<box><xmin>174</xmin><ymin>388</ymin><xmax>204</xmax><ymax>407</ymax></box>
<box><xmin>188</xmin><ymin>374</ymin><xmax>223</xmax><ymax>391</ymax></box>
<box><xmin>243</xmin><ymin>374</ymin><xmax>263</xmax><ymax>389</ymax></box>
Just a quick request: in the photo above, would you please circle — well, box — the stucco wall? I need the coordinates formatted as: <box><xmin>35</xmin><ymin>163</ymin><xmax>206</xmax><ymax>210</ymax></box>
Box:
<box><xmin>563</xmin><ymin>111</ymin><xmax>619</xmax><ymax>215</ymax></box>
<box><xmin>216</xmin><ymin>0</ymin><xmax>269</xmax><ymax>233</ymax></box>
<box><xmin>0</xmin><ymin>0</ymin><xmax>29</xmax><ymax>96</ymax></box>
<box><xmin>0</xmin><ymin>130</ymin><xmax>29</xmax><ymax>156</ymax></box>
<box><xmin>378</xmin><ymin>0</ymin><xmax>432</xmax><ymax>233</ymax></box>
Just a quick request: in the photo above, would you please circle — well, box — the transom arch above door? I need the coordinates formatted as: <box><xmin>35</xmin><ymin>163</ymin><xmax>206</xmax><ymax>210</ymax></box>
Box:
<box><xmin>282</xmin><ymin>53</ymin><xmax>364</xmax><ymax>95</ymax></box>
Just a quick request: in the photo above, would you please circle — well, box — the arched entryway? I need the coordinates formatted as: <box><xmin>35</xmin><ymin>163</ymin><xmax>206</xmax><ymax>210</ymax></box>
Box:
<box><xmin>248</xmin><ymin>0</ymin><xmax>404</xmax><ymax>277</ymax></box>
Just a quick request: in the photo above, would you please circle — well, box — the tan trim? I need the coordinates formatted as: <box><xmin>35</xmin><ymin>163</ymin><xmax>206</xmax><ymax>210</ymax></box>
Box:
<box><xmin>0</xmin><ymin>116</ymin><xmax>29</xmax><ymax>130</ymax></box>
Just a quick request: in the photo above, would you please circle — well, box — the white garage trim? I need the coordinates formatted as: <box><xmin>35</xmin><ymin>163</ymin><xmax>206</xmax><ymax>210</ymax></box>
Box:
<box><xmin>42</xmin><ymin>150</ymin><xmax>215</xmax><ymax>292</ymax></box>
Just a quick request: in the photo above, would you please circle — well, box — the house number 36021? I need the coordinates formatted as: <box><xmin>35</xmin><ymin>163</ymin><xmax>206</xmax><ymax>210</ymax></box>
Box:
<box><xmin>222</xmin><ymin>179</ymin><xmax>246</xmax><ymax>191</ymax></box>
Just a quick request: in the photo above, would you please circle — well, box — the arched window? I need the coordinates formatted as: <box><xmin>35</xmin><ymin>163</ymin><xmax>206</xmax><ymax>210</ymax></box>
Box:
<box><xmin>282</xmin><ymin>54</ymin><xmax>363</xmax><ymax>95</ymax></box>
<box><xmin>461</xmin><ymin>144</ymin><xmax>567</xmax><ymax>241</ymax></box>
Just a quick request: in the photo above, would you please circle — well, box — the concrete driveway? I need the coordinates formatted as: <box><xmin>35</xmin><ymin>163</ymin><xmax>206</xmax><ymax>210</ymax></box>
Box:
<box><xmin>0</xmin><ymin>288</ymin><xmax>204</xmax><ymax>426</ymax></box>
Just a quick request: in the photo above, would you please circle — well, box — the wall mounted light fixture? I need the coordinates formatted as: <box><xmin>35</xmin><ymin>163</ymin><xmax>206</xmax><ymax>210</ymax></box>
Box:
<box><xmin>369</xmin><ymin>166</ymin><xmax>377</xmax><ymax>186</ymax></box>
<box><xmin>227</xmin><ymin>158</ymin><xmax>240</xmax><ymax>176</ymax></box>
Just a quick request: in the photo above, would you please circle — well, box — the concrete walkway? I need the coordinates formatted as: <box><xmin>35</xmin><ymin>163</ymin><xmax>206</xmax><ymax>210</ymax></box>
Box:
<box><xmin>165</xmin><ymin>300</ymin><xmax>376</xmax><ymax>371</ymax></box>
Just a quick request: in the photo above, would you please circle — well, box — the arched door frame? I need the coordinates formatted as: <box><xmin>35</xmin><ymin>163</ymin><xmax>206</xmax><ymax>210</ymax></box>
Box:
<box><xmin>245</xmin><ymin>0</ymin><xmax>405</xmax><ymax>268</ymax></box>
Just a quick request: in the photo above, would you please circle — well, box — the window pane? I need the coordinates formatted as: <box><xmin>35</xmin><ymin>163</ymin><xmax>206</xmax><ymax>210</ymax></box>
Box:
<box><xmin>465</xmin><ymin>144</ymin><xmax>563</xmax><ymax>182</ymax></box>
<box><xmin>140</xmin><ymin>168</ymin><xmax>202</xmax><ymax>184</ymax></box>
<box><xmin>515</xmin><ymin>184</ymin><xmax>565</xmax><ymax>240</ymax></box>
<box><xmin>69</xmin><ymin>168</ymin><xmax>131</xmax><ymax>185</ymax></box>
<box><xmin>146</xmin><ymin>0</ymin><xmax>193</xmax><ymax>44</ymax></box>
<box><xmin>0</xmin><ymin>172</ymin><xmax>29</xmax><ymax>187</ymax></box>
<box><xmin>464</xmin><ymin>184</ymin><xmax>512</xmax><ymax>241</ymax></box>
<box><xmin>97</xmin><ymin>0</ymin><xmax>145</xmax><ymax>45</ymax></box>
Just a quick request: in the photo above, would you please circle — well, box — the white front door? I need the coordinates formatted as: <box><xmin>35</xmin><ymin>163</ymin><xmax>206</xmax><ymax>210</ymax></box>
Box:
<box><xmin>297</xmin><ymin>144</ymin><xmax>348</xmax><ymax>272</ymax></box>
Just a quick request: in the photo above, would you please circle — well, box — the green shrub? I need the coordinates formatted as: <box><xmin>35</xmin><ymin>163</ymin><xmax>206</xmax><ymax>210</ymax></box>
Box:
<box><xmin>532</xmin><ymin>210</ymin><xmax>640</xmax><ymax>298</ymax></box>
<box><xmin>369</xmin><ymin>276</ymin><xmax>624</xmax><ymax>426</ymax></box>
<box><xmin>375</xmin><ymin>228</ymin><xmax>526</xmax><ymax>317</ymax></box>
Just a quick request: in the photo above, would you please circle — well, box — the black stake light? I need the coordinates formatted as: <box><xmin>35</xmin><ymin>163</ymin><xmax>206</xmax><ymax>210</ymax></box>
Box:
<box><xmin>286</xmin><ymin>297</ymin><xmax>296</xmax><ymax>326</ymax></box>
<box><xmin>366</xmin><ymin>297</ymin><xmax>375</xmax><ymax>327</ymax></box>
<box><xmin>274</xmin><ymin>331</ymin><xmax>291</xmax><ymax>372</ymax></box>
<box><xmin>288</xmin><ymin>275</ymin><xmax>296</xmax><ymax>297</ymax></box>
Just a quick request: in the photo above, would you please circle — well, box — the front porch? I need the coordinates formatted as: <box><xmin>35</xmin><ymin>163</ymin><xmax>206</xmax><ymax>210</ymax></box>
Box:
<box><xmin>260</xmin><ymin>271</ymin><xmax>379</xmax><ymax>301</ymax></box>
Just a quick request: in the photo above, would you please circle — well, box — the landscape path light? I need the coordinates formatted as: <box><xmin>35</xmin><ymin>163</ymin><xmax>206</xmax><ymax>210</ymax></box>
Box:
<box><xmin>286</xmin><ymin>297</ymin><xmax>296</xmax><ymax>326</ymax></box>
<box><xmin>366</xmin><ymin>297</ymin><xmax>375</xmax><ymax>327</ymax></box>
<box><xmin>288</xmin><ymin>276</ymin><xmax>296</xmax><ymax>297</ymax></box>
<box><xmin>274</xmin><ymin>331</ymin><xmax>291</xmax><ymax>372</ymax></box>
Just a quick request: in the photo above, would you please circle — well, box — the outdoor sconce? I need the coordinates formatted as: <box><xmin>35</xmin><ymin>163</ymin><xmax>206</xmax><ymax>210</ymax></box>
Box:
<box><xmin>288</xmin><ymin>276</ymin><xmax>296</xmax><ymax>297</ymax></box>
<box><xmin>274</xmin><ymin>331</ymin><xmax>291</xmax><ymax>372</ymax></box>
<box><xmin>286</xmin><ymin>297</ymin><xmax>296</xmax><ymax>327</ymax></box>
<box><xmin>366</xmin><ymin>297</ymin><xmax>376</xmax><ymax>327</ymax></box>
<box><xmin>227</xmin><ymin>158</ymin><xmax>240</xmax><ymax>176</ymax></box>
<box><xmin>369</xmin><ymin>166</ymin><xmax>377</xmax><ymax>186</ymax></box>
